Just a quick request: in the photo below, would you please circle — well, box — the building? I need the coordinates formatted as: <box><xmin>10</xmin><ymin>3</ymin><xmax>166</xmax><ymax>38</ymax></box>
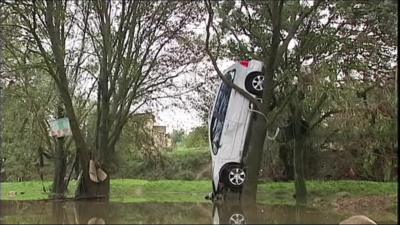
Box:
<box><xmin>131</xmin><ymin>112</ymin><xmax>172</xmax><ymax>149</ymax></box>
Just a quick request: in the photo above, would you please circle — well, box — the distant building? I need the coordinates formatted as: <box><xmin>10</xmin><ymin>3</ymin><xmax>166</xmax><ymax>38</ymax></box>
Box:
<box><xmin>131</xmin><ymin>112</ymin><xmax>172</xmax><ymax>149</ymax></box>
<box><xmin>131</xmin><ymin>112</ymin><xmax>156</xmax><ymax>131</ymax></box>
<box><xmin>153</xmin><ymin>125</ymin><xmax>173</xmax><ymax>148</ymax></box>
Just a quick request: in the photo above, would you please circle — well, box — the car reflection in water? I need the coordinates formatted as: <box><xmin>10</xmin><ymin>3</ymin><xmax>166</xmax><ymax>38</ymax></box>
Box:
<box><xmin>2</xmin><ymin>199</ymin><xmax>393</xmax><ymax>224</ymax></box>
<box><xmin>212</xmin><ymin>201</ymin><xmax>248</xmax><ymax>225</ymax></box>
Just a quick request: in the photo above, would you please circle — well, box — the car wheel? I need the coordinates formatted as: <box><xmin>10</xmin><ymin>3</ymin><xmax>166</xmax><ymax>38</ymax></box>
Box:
<box><xmin>223</xmin><ymin>166</ymin><xmax>246</xmax><ymax>190</ymax></box>
<box><xmin>245</xmin><ymin>72</ymin><xmax>264</xmax><ymax>96</ymax></box>
<box><xmin>229</xmin><ymin>213</ymin><xmax>246</xmax><ymax>225</ymax></box>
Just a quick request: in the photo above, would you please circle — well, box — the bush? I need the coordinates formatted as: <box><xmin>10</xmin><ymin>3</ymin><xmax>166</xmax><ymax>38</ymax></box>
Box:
<box><xmin>112</xmin><ymin>144</ymin><xmax>211</xmax><ymax>180</ymax></box>
<box><xmin>182</xmin><ymin>126</ymin><xmax>208</xmax><ymax>148</ymax></box>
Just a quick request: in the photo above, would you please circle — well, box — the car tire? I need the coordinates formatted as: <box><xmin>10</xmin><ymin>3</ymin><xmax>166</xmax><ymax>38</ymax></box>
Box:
<box><xmin>245</xmin><ymin>72</ymin><xmax>264</xmax><ymax>96</ymax></box>
<box><xmin>222</xmin><ymin>165</ymin><xmax>246</xmax><ymax>191</ymax></box>
<box><xmin>229</xmin><ymin>213</ymin><xmax>246</xmax><ymax>225</ymax></box>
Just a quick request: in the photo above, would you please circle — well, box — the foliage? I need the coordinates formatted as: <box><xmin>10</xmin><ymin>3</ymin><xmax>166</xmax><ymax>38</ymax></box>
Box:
<box><xmin>0</xmin><ymin>0</ymin><xmax>397</xmax><ymax>199</ymax></box>
<box><xmin>182</xmin><ymin>126</ymin><xmax>208</xmax><ymax>148</ymax></box>
<box><xmin>1</xmin><ymin>0</ymin><xmax>206</xmax><ymax>198</ymax></box>
<box><xmin>113</xmin><ymin>145</ymin><xmax>210</xmax><ymax>180</ymax></box>
<box><xmin>1</xmin><ymin>75</ymin><xmax>58</xmax><ymax>181</ymax></box>
<box><xmin>205</xmin><ymin>0</ymin><xmax>398</xmax><ymax>185</ymax></box>
<box><xmin>170</xmin><ymin>129</ymin><xmax>185</xmax><ymax>145</ymax></box>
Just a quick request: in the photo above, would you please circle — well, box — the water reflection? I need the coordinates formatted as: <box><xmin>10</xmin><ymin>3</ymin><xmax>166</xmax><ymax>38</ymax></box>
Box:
<box><xmin>0</xmin><ymin>200</ymin><xmax>396</xmax><ymax>224</ymax></box>
<box><xmin>0</xmin><ymin>200</ymin><xmax>212</xmax><ymax>224</ymax></box>
<box><xmin>211</xmin><ymin>201</ymin><xmax>344</xmax><ymax>224</ymax></box>
<box><xmin>212</xmin><ymin>202</ymin><xmax>246</xmax><ymax>224</ymax></box>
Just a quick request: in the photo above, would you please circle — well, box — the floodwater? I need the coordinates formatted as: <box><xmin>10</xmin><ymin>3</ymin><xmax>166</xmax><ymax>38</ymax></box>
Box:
<box><xmin>0</xmin><ymin>200</ymin><xmax>395</xmax><ymax>224</ymax></box>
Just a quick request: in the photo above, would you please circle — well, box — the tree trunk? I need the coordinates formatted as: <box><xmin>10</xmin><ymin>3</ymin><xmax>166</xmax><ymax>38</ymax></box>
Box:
<box><xmin>52</xmin><ymin>104</ymin><xmax>67</xmax><ymax>198</ymax></box>
<box><xmin>55</xmin><ymin>77</ymin><xmax>96</xmax><ymax>199</ymax></box>
<box><xmin>241</xmin><ymin>58</ymin><xmax>275</xmax><ymax>205</ymax></box>
<box><xmin>241</xmin><ymin>114</ymin><xmax>268</xmax><ymax>204</ymax></box>
<box><xmin>293</xmin><ymin>102</ymin><xmax>307</xmax><ymax>205</ymax></box>
<box><xmin>74</xmin><ymin>154</ymin><xmax>80</xmax><ymax>179</ymax></box>
<box><xmin>0</xmin><ymin>20</ymin><xmax>4</xmax><ymax>181</ymax></box>
<box><xmin>94</xmin><ymin>72</ymin><xmax>111</xmax><ymax>199</ymax></box>
<box><xmin>279</xmin><ymin>144</ymin><xmax>294</xmax><ymax>180</ymax></box>
<box><xmin>53</xmin><ymin>66</ymin><xmax>105</xmax><ymax>199</ymax></box>
<box><xmin>293</xmin><ymin>138</ymin><xmax>307</xmax><ymax>205</ymax></box>
<box><xmin>53</xmin><ymin>136</ymin><xmax>67</xmax><ymax>197</ymax></box>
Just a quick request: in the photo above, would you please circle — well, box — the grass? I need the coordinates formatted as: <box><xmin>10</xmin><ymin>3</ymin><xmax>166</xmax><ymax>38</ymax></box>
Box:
<box><xmin>167</xmin><ymin>145</ymin><xmax>209</xmax><ymax>157</ymax></box>
<box><xmin>1</xmin><ymin>179</ymin><xmax>397</xmax><ymax>205</ymax></box>
<box><xmin>257</xmin><ymin>180</ymin><xmax>398</xmax><ymax>205</ymax></box>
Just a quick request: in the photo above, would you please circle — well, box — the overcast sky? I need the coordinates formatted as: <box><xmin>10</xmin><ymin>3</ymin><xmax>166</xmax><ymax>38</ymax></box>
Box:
<box><xmin>157</xmin><ymin>106</ymin><xmax>202</xmax><ymax>134</ymax></box>
<box><xmin>150</xmin><ymin>59</ymin><xmax>233</xmax><ymax>134</ymax></box>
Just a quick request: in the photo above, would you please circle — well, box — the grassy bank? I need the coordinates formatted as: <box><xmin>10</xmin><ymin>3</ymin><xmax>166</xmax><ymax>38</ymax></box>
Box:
<box><xmin>1</xmin><ymin>179</ymin><xmax>397</xmax><ymax>205</ymax></box>
<box><xmin>114</xmin><ymin>146</ymin><xmax>211</xmax><ymax>180</ymax></box>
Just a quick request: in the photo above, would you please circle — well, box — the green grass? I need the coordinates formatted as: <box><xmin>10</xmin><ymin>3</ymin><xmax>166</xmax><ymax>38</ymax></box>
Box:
<box><xmin>1</xmin><ymin>179</ymin><xmax>397</xmax><ymax>205</ymax></box>
<box><xmin>166</xmin><ymin>145</ymin><xmax>209</xmax><ymax>158</ymax></box>
<box><xmin>258</xmin><ymin>180</ymin><xmax>397</xmax><ymax>197</ymax></box>
<box><xmin>110</xmin><ymin>179</ymin><xmax>210</xmax><ymax>203</ymax></box>
<box><xmin>257</xmin><ymin>180</ymin><xmax>398</xmax><ymax>205</ymax></box>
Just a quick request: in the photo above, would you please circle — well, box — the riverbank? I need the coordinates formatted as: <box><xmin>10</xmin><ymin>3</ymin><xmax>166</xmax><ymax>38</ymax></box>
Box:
<box><xmin>1</xmin><ymin>179</ymin><xmax>397</xmax><ymax>223</ymax></box>
<box><xmin>0</xmin><ymin>179</ymin><xmax>396</xmax><ymax>202</ymax></box>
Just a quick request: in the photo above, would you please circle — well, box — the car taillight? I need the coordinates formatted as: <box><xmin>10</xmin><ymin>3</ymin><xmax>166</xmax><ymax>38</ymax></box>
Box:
<box><xmin>240</xmin><ymin>60</ymin><xmax>250</xmax><ymax>68</ymax></box>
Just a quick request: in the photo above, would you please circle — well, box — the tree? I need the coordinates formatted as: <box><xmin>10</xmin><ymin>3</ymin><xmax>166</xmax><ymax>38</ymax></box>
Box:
<box><xmin>291</xmin><ymin>0</ymin><xmax>397</xmax><ymax>182</ymax></box>
<box><xmin>0</xmin><ymin>9</ymin><xmax>5</xmax><ymax>180</ymax></box>
<box><xmin>204</xmin><ymin>0</ymin><xmax>397</xmax><ymax>204</ymax></box>
<box><xmin>77</xmin><ymin>0</ymin><xmax>204</xmax><ymax>198</ymax></box>
<box><xmin>205</xmin><ymin>0</ymin><xmax>323</xmax><ymax>205</ymax></box>
<box><xmin>0</xmin><ymin>8</ymin><xmax>5</xmax><ymax>175</ymax></box>
<box><xmin>3</xmin><ymin>0</ymin><xmax>204</xmax><ymax>199</ymax></box>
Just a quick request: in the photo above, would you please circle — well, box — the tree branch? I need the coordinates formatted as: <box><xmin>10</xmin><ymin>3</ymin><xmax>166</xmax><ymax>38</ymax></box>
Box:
<box><xmin>274</xmin><ymin>0</ymin><xmax>323</xmax><ymax>69</ymax></box>
<box><xmin>204</xmin><ymin>0</ymin><xmax>261</xmax><ymax>109</ymax></box>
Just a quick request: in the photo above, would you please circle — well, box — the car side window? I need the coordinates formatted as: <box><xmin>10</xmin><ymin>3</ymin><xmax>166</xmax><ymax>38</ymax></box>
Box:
<box><xmin>210</xmin><ymin>70</ymin><xmax>235</xmax><ymax>155</ymax></box>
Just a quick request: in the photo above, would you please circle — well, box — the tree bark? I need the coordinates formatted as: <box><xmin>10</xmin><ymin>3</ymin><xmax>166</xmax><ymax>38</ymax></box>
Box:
<box><xmin>74</xmin><ymin>154</ymin><xmax>80</xmax><ymax>179</ymax></box>
<box><xmin>52</xmin><ymin>103</ymin><xmax>67</xmax><ymax>198</ymax></box>
<box><xmin>279</xmin><ymin>144</ymin><xmax>294</xmax><ymax>180</ymax></box>
<box><xmin>241</xmin><ymin>43</ymin><xmax>276</xmax><ymax>205</ymax></box>
<box><xmin>293</xmin><ymin>138</ymin><xmax>307</xmax><ymax>205</ymax></box>
<box><xmin>241</xmin><ymin>114</ymin><xmax>267</xmax><ymax>204</ymax></box>
<box><xmin>0</xmin><ymin>27</ymin><xmax>4</xmax><ymax>181</ymax></box>
<box><xmin>293</xmin><ymin>99</ymin><xmax>307</xmax><ymax>205</ymax></box>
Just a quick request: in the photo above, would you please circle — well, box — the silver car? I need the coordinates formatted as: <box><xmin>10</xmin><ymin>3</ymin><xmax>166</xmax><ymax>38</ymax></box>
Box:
<box><xmin>208</xmin><ymin>59</ymin><xmax>265</xmax><ymax>196</ymax></box>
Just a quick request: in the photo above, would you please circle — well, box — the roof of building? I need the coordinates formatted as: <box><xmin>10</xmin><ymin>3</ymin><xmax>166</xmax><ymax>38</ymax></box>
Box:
<box><xmin>132</xmin><ymin>112</ymin><xmax>155</xmax><ymax>121</ymax></box>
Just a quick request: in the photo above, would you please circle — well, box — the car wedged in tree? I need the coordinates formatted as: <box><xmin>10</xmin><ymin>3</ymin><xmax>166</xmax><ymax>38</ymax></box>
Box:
<box><xmin>208</xmin><ymin>59</ymin><xmax>265</xmax><ymax>196</ymax></box>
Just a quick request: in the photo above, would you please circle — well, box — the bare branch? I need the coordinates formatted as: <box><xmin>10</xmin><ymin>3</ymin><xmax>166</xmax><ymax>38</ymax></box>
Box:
<box><xmin>204</xmin><ymin>0</ymin><xmax>261</xmax><ymax>109</ymax></box>
<box><xmin>274</xmin><ymin>0</ymin><xmax>323</xmax><ymax>69</ymax></box>
<box><xmin>310</xmin><ymin>109</ymin><xmax>341</xmax><ymax>131</ymax></box>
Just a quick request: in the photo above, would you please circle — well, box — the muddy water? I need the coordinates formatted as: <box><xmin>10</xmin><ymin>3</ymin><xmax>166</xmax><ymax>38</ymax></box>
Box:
<box><xmin>0</xmin><ymin>200</ymin><xmax>394</xmax><ymax>224</ymax></box>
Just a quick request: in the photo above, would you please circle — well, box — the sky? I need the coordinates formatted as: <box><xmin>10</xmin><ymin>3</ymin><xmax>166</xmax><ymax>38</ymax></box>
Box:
<box><xmin>152</xmin><ymin>59</ymin><xmax>234</xmax><ymax>134</ymax></box>
<box><xmin>157</xmin><ymin>106</ymin><xmax>203</xmax><ymax>134</ymax></box>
